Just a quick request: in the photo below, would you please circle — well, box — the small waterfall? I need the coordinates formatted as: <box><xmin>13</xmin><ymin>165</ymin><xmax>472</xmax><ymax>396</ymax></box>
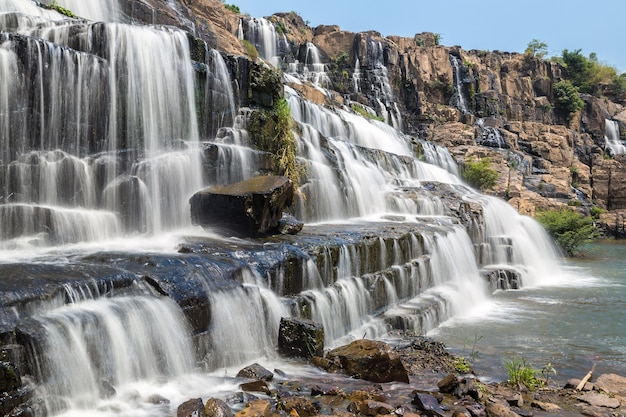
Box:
<box><xmin>604</xmin><ymin>119</ymin><xmax>625</xmax><ymax>155</ymax></box>
<box><xmin>476</xmin><ymin>118</ymin><xmax>507</xmax><ymax>148</ymax></box>
<box><xmin>245</xmin><ymin>17</ymin><xmax>281</xmax><ymax>67</ymax></box>
<box><xmin>449</xmin><ymin>54</ymin><xmax>469</xmax><ymax>114</ymax></box>
<box><xmin>288</xmin><ymin>43</ymin><xmax>329</xmax><ymax>87</ymax></box>
<box><xmin>30</xmin><ymin>295</ymin><xmax>194</xmax><ymax>415</ymax></box>
<box><xmin>197</xmin><ymin>49</ymin><xmax>238</xmax><ymax>139</ymax></box>
<box><xmin>47</xmin><ymin>0</ymin><xmax>120</xmax><ymax>22</ymax></box>
<box><xmin>364</xmin><ymin>39</ymin><xmax>402</xmax><ymax>130</ymax></box>
<box><xmin>353</xmin><ymin>58</ymin><xmax>362</xmax><ymax>93</ymax></box>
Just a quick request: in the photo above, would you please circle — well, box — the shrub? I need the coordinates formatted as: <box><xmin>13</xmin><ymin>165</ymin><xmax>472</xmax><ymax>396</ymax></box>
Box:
<box><xmin>350</xmin><ymin>104</ymin><xmax>384</xmax><ymax>122</ymax></box>
<box><xmin>553</xmin><ymin>80</ymin><xmax>585</xmax><ymax>117</ymax></box>
<box><xmin>47</xmin><ymin>0</ymin><xmax>77</xmax><ymax>18</ymax></box>
<box><xmin>462</xmin><ymin>157</ymin><xmax>499</xmax><ymax>190</ymax></box>
<box><xmin>223</xmin><ymin>3</ymin><xmax>240</xmax><ymax>13</ymax></box>
<box><xmin>535</xmin><ymin>208</ymin><xmax>598</xmax><ymax>256</ymax></box>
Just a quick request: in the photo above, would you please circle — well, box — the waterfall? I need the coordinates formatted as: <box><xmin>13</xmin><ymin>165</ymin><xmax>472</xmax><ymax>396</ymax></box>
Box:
<box><xmin>449</xmin><ymin>54</ymin><xmax>469</xmax><ymax>114</ymax></box>
<box><xmin>476</xmin><ymin>118</ymin><xmax>507</xmax><ymax>148</ymax></box>
<box><xmin>287</xmin><ymin>43</ymin><xmax>330</xmax><ymax>87</ymax></box>
<box><xmin>48</xmin><ymin>0</ymin><xmax>120</xmax><ymax>22</ymax></box>
<box><xmin>604</xmin><ymin>118</ymin><xmax>625</xmax><ymax>155</ymax></box>
<box><xmin>364</xmin><ymin>39</ymin><xmax>402</xmax><ymax>130</ymax></box>
<box><xmin>245</xmin><ymin>17</ymin><xmax>281</xmax><ymax>68</ymax></box>
<box><xmin>1</xmin><ymin>14</ymin><xmax>205</xmax><ymax>244</ymax></box>
<box><xmin>30</xmin><ymin>294</ymin><xmax>194</xmax><ymax>415</ymax></box>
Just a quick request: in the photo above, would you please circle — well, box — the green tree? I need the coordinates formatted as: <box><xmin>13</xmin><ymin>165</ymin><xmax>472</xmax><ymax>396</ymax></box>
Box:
<box><xmin>553</xmin><ymin>80</ymin><xmax>585</xmax><ymax>117</ymax></box>
<box><xmin>525</xmin><ymin>39</ymin><xmax>548</xmax><ymax>59</ymax></box>
<box><xmin>462</xmin><ymin>157</ymin><xmax>499</xmax><ymax>191</ymax></box>
<box><xmin>535</xmin><ymin>209</ymin><xmax>598</xmax><ymax>256</ymax></box>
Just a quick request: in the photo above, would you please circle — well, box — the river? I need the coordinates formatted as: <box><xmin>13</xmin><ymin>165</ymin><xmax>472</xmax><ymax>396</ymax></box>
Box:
<box><xmin>430</xmin><ymin>240</ymin><xmax>626</xmax><ymax>384</ymax></box>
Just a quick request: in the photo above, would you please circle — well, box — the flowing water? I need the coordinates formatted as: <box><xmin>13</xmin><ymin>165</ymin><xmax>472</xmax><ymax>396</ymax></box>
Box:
<box><xmin>0</xmin><ymin>1</ymin><xmax>617</xmax><ymax>415</ymax></box>
<box><xmin>431</xmin><ymin>240</ymin><xmax>626</xmax><ymax>383</ymax></box>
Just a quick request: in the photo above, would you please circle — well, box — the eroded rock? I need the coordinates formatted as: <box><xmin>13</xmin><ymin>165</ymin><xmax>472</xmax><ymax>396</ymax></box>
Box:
<box><xmin>278</xmin><ymin>317</ymin><xmax>324</xmax><ymax>359</ymax></box>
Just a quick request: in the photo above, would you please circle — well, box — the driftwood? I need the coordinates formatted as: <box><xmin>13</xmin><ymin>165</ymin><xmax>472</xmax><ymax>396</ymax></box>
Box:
<box><xmin>576</xmin><ymin>363</ymin><xmax>597</xmax><ymax>391</ymax></box>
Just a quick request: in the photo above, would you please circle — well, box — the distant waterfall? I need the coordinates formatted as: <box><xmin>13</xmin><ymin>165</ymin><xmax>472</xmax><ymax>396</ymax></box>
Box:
<box><xmin>364</xmin><ymin>39</ymin><xmax>403</xmax><ymax>130</ymax></box>
<box><xmin>287</xmin><ymin>42</ymin><xmax>330</xmax><ymax>87</ymax></box>
<box><xmin>244</xmin><ymin>17</ymin><xmax>282</xmax><ymax>68</ymax></box>
<box><xmin>604</xmin><ymin>119</ymin><xmax>625</xmax><ymax>155</ymax></box>
<box><xmin>449</xmin><ymin>54</ymin><xmax>469</xmax><ymax>114</ymax></box>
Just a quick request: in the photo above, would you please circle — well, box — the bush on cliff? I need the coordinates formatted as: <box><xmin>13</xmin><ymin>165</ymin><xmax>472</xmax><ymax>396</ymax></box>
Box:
<box><xmin>535</xmin><ymin>209</ymin><xmax>598</xmax><ymax>256</ymax></box>
<box><xmin>553</xmin><ymin>80</ymin><xmax>585</xmax><ymax>117</ymax></box>
<box><xmin>462</xmin><ymin>157</ymin><xmax>498</xmax><ymax>191</ymax></box>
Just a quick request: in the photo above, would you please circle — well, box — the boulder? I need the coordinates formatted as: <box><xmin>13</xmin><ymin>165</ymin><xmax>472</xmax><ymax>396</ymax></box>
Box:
<box><xmin>577</xmin><ymin>392</ymin><xmax>620</xmax><ymax>409</ymax></box>
<box><xmin>239</xmin><ymin>380</ymin><xmax>271</xmax><ymax>395</ymax></box>
<box><xmin>205</xmin><ymin>398</ymin><xmax>233</xmax><ymax>417</ymax></box>
<box><xmin>321</xmin><ymin>339</ymin><xmax>409</xmax><ymax>384</ymax></box>
<box><xmin>178</xmin><ymin>398</ymin><xmax>207</xmax><ymax>417</ymax></box>
<box><xmin>412</xmin><ymin>392</ymin><xmax>446</xmax><ymax>417</ymax></box>
<box><xmin>278</xmin><ymin>317</ymin><xmax>324</xmax><ymax>359</ymax></box>
<box><xmin>595</xmin><ymin>373</ymin><xmax>626</xmax><ymax>397</ymax></box>
<box><xmin>280</xmin><ymin>396</ymin><xmax>321</xmax><ymax>417</ymax></box>
<box><xmin>234</xmin><ymin>399</ymin><xmax>271</xmax><ymax>417</ymax></box>
<box><xmin>236</xmin><ymin>363</ymin><xmax>274</xmax><ymax>381</ymax></box>
<box><xmin>190</xmin><ymin>175</ymin><xmax>295</xmax><ymax>237</ymax></box>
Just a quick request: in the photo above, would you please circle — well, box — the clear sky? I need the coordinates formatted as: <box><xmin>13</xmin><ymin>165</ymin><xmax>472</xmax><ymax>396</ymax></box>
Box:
<box><xmin>231</xmin><ymin>0</ymin><xmax>626</xmax><ymax>74</ymax></box>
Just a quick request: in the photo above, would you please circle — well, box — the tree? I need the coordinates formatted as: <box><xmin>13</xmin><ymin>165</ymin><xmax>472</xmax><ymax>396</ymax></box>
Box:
<box><xmin>462</xmin><ymin>157</ymin><xmax>499</xmax><ymax>191</ymax></box>
<box><xmin>525</xmin><ymin>39</ymin><xmax>548</xmax><ymax>59</ymax></box>
<box><xmin>553</xmin><ymin>80</ymin><xmax>585</xmax><ymax>117</ymax></box>
<box><xmin>535</xmin><ymin>209</ymin><xmax>598</xmax><ymax>256</ymax></box>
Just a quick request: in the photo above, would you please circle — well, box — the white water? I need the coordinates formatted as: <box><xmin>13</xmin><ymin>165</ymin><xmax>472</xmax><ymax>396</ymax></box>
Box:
<box><xmin>0</xmin><ymin>2</ymin><xmax>585</xmax><ymax>416</ymax></box>
<box><xmin>449</xmin><ymin>54</ymin><xmax>469</xmax><ymax>114</ymax></box>
<box><xmin>604</xmin><ymin>118</ymin><xmax>625</xmax><ymax>155</ymax></box>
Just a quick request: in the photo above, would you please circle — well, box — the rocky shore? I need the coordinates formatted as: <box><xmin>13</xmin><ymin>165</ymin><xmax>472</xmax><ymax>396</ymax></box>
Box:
<box><xmin>176</xmin><ymin>335</ymin><xmax>626</xmax><ymax>417</ymax></box>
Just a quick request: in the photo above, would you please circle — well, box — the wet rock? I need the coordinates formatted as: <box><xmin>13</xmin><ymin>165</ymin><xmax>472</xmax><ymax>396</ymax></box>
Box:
<box><xmin>577</xmin><ymin>392</ymin><xmax>620</xmax><ymax>409</ymax></box>
<box><xmin>278</xmin><ymin>317</ymin><xmax>324</xmax><ymax>359</ymax></box>
<box><xmin>205</xmin><ymin>398</ymin><xmax>233</xmax><ymax>417</ymax></box>
<box><xmin>530</xmin><ymin>399</ymin><xmax>562</xmax><ymax>412</ymax></box>
<box><xmin>412</xmin><ymin>392</ymin><xmax>446</xmax><ymax>417</ymax></box>
<box><xmin>310</xmin><ymin>384</ymin><xmax>343</xmax><ymax>396</ymax></box>
<box><xmin>437</xmin><ymin>373</ymin><xmax>459</xmax><ymax>393</ymax></box>
<box><xmin>355</xmin><ymin>399</ymin><xmax>395</xmax><ymax>416</ymax></box>
<box><xmin>240</xmin><ymin>380</ymin><xmax>271</xmax><ymax>395</ymax></box>
<box><xmin>504</xmin><ymin>392</ymin><xmax>523</xmax><ymax>407</ymax></box>
<box><xmin>147</xmin><ymin>393</ymin><xmax>170</xmax><ymax>405</ymax></box>
<box><xmin>484</xmin><ymin>400</ymin><xmax>521</xmax><ymax>417</ymax></box>
<box><xmin>281</xmin><ymin>396</ymin><xmax>320</xmax><ymax>417</ymax></box>
<box><xmin>0</xmin><ymin>361</ymin><xmax>21</xmax><ymax>391</ymax></box>
<box><xmin>237</xmin><ymin>363</ymin><xmax>274</xmax><ymax>382</ymax></box>
<box><xmin>322</xmin><ymin>339</ymin><xmax>409</xmax><ymax>384</ymax></box>
<box><xmin>594</xmin><ymin>373</ymin><xmax>626</xmax><ymax>397</ymax></box>
<box><xmin>234</xmin><ymin>399</ymin><xmax>271</xmax><ymax>417</ymax></box>
<box><xmin>178</xmin><ymin>398</ymin><xmax>207</xmax><ymax>417</ymax></box>
<box><xmin>190</xmin><ymin>175</ymin><xmax>294</xmax><ymax>237</ymax></box>
<box><xmin>277</xmin><ymin>213</ymin><xmax>304</xmax><ymax>235</ymax></box>
<box><xmin>564</xmin><ymin>378</ymin><xmax>594</xmax><ymax>391</ymax></box>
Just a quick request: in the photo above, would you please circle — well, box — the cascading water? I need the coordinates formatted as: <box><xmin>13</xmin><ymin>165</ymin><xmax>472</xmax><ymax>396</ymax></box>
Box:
<box><xmin>287</xmin><ymin>42</ymin><xmax>330</xmax><ymax>87</ymax></box>
<box><xmin>449</xmin><ymin>54</ymin><xmax>469</xmax><ymax>114</ymax></box>
<box><xmin>0</xmin><ymin>0</ymin><xmax>582</xmax><ymax>415</ymax></box>
<box><xmin>604</xmin><ymin>118</ymin><xmax>625</xmax><ymax>155</ymax></box>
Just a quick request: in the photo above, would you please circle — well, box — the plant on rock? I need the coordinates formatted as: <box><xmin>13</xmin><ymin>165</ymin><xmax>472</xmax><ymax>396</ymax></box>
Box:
<box><xmin>553</xmin><ymin>80</ymin><xmax>585</xmax><ymax>118</ymax></box>
<box><xmin>462</xmin><ymin>157</ymin><xmax>498</xmax><ymax>191</ymax></box>
<box><xmin>535</xmin><ymin>208</ymin><xmax>598</xmax><ymax>256</ymax></box>
<box><xmin>504</xmin><ymin>357</ymin><xmax>544</xmax><ymax>389</ymax></box>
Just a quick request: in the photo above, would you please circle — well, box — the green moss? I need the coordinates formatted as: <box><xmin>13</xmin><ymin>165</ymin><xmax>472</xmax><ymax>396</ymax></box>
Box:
<box><xmin>350</xmin><ymin>103</ymin><xmax>384</xmax><ymax>122</ymax></box>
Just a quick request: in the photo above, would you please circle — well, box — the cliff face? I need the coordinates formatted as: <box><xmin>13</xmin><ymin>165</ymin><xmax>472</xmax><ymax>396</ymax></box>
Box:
<box><xmin>122</xmin><ymin>0</ymin><xmax>626</xmax><ymax>234</ymax></box>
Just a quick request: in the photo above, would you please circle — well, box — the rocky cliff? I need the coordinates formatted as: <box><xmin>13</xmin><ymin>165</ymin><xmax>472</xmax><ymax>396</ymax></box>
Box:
<box><xmin>123</xmin><ymin>0</ymin><xmax>626</xmax><ymax>235</ymax></box>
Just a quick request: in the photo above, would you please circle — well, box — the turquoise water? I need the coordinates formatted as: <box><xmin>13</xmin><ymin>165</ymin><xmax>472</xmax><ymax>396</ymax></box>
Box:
<box><xmin>430</xmin><ymin>240</ymin><xmax>626</xmax><ymax>383</ymax></box>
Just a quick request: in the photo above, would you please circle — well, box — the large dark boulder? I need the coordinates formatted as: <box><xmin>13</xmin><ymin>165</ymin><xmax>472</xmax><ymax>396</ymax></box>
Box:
<box><xmin>319</xmin><ymin>339</ymin><xmax>409</xmax><ymax>384</ymax></box>
<box><xmin>190</xmin><ymin>175</ymin><xmax>295</xmax><ymax>237</ymax></box>
<box><xmin>278</xmin><ymin>317</ymin><xmax>324</xmax><ymax>359</ymax></box>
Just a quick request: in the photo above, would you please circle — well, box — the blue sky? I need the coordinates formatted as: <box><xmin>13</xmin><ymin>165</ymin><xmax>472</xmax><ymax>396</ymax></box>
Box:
<box><xmin>232</xmin><ymin>0</ymin><xmax>626</xmax><ymax>74</ymax></box>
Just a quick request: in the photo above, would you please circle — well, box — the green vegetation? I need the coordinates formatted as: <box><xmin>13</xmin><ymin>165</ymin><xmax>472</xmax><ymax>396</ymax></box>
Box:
<box><xmin>351</xmin><ymin>104</ymin><xmax>384</xmax><ymax>122</ymax></box>
<box><xmin>48</xmin><ymin>0</ymin><xmax>77</xmax><ymax>18</ymax></box>
<box><xmin>242</xmin><ymin>39</ymin><xmax>258</xmax><ymax>61</ymax></box>
<box><xmin>433</xmin><ymin>33</ymin><xmax>442</xmax><ymax>46</ymax></box>
<box><xmin>274</xmin><ymin>21</ymin><xmax>287</xmax><ymax>35</ymax></box>
<box><xmin>535</xmin><ymin>208</ymin><xmax>599</xmax><ymax>256</ymax></box>
<box><xmin>504</xmin><ymin>357</ymin><xmax>545</xmax><ymax>389</ymax></box>
<box><xmin>453</xmin><ymin>357</ymin><xmax>471</xmax><ymax>374</ymax></box>
<box><xmin>557</xmin><ymin>49</ymin><xmax>622</xmax><ymax>96</ymax></box>
<box><xmin>222</xmin><ymin>2</ymin><xmax>240</xmax><ymax>13</ymax></box>
<box><xmin>462</xmin><ymin>157</ymin><xmax>499</xmax><ymax>191</ymax></box>
<box><xmin>553</xmin><ymin>80</ymin><xmax>585</xmax><ymax>117</ymax></box>
<box><xmin>525</xmin><ymin>39</ymin><xmax>548</xmax><ymax>59</ymax></box>
<box><xmin>249</xmin><ymin>98</ymin><xmax>302</xmax><ymax>184</ymax></box>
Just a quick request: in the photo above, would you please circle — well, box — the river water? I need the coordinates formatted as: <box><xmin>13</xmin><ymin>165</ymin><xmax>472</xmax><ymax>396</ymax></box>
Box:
<box><xmin>430</xmin><ymin>240</ymin><xmax>626</xmax><ymax>384</ymax></box>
